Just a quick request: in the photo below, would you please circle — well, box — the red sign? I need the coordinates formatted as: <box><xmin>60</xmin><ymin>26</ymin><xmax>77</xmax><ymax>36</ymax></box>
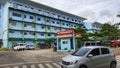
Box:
<box><xmin>57</xmin><ymin>30</ymin><xmax>74</xmax><ymax>36</ymax></box>
<box><xmin>75</xmin><ymin>34</ymin><xmax>82</xmax><ymax>38</ymax></box>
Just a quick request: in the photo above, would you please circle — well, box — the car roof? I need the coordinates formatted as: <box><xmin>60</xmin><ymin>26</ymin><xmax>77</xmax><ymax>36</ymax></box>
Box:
<box><xmin>82</xmin><ymin>46</ymin><xmax>108</xmax><ymax>49</ymax></box>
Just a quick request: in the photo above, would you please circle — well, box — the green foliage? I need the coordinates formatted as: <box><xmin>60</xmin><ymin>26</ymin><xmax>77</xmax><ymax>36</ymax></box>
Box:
<box><xmin>0</xmin><ymin>40</ymin><xmax>3</xmax><ymax>48</ymax></box>
<box><xmin>64</xmin><ymin>48</ymin><xmax>67</xmax><ymax>50</ymax></box>
<box><xmin>1</xmin><ymin>48</ymin><xmax>9</xmax><ymax>51</ymax></box>
<box><xmin>72</xmin><ymin>24</ymin><xmax>89</xmax><ymax>48</ymax></box>
<box><xmin>100</xmin><ymin>23</ymin><xmax>120</xmax><ymax>40</ymax></box>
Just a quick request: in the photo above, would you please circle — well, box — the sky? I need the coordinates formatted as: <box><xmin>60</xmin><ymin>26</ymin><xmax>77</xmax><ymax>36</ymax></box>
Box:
<box><xmin>31</xmin><ymin>0</ymin><xmax>120</xmax><ymax>24</ymax></box>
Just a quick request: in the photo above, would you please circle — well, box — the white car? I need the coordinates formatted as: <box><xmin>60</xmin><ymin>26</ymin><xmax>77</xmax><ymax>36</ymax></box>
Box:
<box><xmin>13</xmin><ymin>43</ymin><xmax>26</xmax><ymax>51</ymax></box>
<box><xmin>25</xmin><ymin>45</ymin><xmax>35</xmax><ymax>50</ymax></box>
<box><xmin>61</xmin><ymin>46</ymin><xmax>117</xmax><ymax>68</ymax></box>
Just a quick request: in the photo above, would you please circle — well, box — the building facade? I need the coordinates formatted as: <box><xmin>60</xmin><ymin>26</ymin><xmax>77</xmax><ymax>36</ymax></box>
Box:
<box><xmin>0</xmin><ymin>0</ymin><xmax>86</xmax><ymax>49</ymax></box>
<box><xmin>84</xmin><ymin>22</ymin><xmax>102</xmax><ymax>33</ymax></box>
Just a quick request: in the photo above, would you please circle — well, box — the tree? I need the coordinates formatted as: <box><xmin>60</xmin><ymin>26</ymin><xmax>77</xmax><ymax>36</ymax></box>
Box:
<box><xmin>100</xmin><ymin>23</ymin><xmax>119</xmax><ymax>40</ymax></box>
<box><xmin>72</xmin><ymin>24</ymin><xmax>89</xmax><ymax>47</ymax></box>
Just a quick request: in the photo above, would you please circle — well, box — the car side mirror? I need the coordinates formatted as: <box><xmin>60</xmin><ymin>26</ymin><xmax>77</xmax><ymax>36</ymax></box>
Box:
<box><xmin>88</xmin><ymin>54</ymin><xmax>93</xmax><ymax>57</ymax></box>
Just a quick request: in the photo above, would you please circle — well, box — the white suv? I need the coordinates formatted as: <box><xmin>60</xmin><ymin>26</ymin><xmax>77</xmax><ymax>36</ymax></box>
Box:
<box><xmin>61</xmin><ymin>46</ymin><xmax>117</xmax><ymax>68</ymax></box>
<box><xmin>13</xmin><ymin>43</ymin><xmax>26</xmax><ymax>51</ymax></box>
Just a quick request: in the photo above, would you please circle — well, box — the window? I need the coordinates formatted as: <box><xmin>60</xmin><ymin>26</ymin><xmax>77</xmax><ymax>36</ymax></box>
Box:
<box><xmin>63</xmin><ymin>17</ymin><xmax>65</xmax><ymax>19</ymax></box>
<box><xmin>48</xmin><ymin>34</ymin><xmax>51</xmax><ymax>36</ymax></box>
<box><xmin>0</xmin><ymin>4</ymin><xmax>1</xmax><ymax>9</ymax></box>
<box><xmin>72</xmin><ymin>19</ymin><xmax>74</xmax><ymax>21</ymax></box>
<box><xmin>67</xmin><ymin>18</ymin><xmax>69</xmax><ymax>20</ymax></box>
<box><xmin>30</xmin><ymin>32</ymin><xmax>35</xmax><ymax>35</ymax></box>
<box><xmin>101</xmin><ymin>48</ymin><xmax>110</xmax><ymax>54</ymax></box>
<box><xmin>12</xmin><ymin>12</ymin><xmax>21</xmax><ymax>17</ymax></box>
<box><xmin>41</xmin><ymin>26</ymin><xmax>44</xmax><ymax>29</ymax></box>
<box><xmin>66</xmin><ymin>24</ymin><xmax>69</xmax><ymax>26</ymax></box>
<box><xmin>48</xmin><ymin>27</ymin><xmax>50</xmax><ymax>30</ymax></box>
<box><xmin>89</xmin><ymin>48</ymin><xmax>100</xmax><ymax>56</ymax></box>
<box><xmin>24</xmin><ymin>15</ymin><xmax>26</xmax><ymax>18</ymax></box>
<box><xmin>10</xmin><ymin>30</ymin><xmax>14</xmax><ymax>33</ymax></box>
<box><xmin>47</xmin><ymin>20</ymin><xmax>49</xmax><ymax>22</ymax></box>
<box><xmin>57</xmin><ymin>22</ymin><xmax>59</xmax><ymax>24</ymax></box>
<box><xmin>30</xmin><ymin>16</ymin><xmax>33</xmax><ymax>19</ymax></box>
<box><xmin>24</xmin><ymin>23</ymin><xmax>27</xmax><ymax>27</ymax></box>
<box><xmin>24</xmin><ymin>32</ymin><xmax>27</xmax><ymax>35</ymax></box>
<box><xmin>63</xmin><ymin>41</ymin><xmax>68</xmax><ymax>44</ymax></box>
<box><xmin>74</xmin><ymin>25</ymin><xmax>76</xmax><ymax>27</ymax></box>
<box><xmin>52</xmin><ymin>21</ymin><xmax>55</xmax><ymax>24</ymax></box>
<box><xmin>37</xmin><ymin>18</ymin><xmax>41</xmax><ymax>21</ymax></box>
<box><xmin>10</xmin><ymin>21</ymin><xmax>16</xmax><ymax>26</ymax></box>
<box><xmin>75</xmin><ymin>20</ymin><xmax>77</xmax><ymax>22</ymax></box>
<box><xmin>41</xmin><ymin>34</ymin><xmax>44</xmax><ymax>36</ymax></box>
<box><xmin>63</xmin><ymin>23</ymin><xmax>65</xmax><ymax>25</ymax></box>
<box><xmin>57</xmin><ymin>15</ymin><xmax>60</xmax><ymax>18</ymax></box>
<box><xmin>38</xmin><ymin>9</ymin><xmax>41</xmax><ymax>11</ymax></box>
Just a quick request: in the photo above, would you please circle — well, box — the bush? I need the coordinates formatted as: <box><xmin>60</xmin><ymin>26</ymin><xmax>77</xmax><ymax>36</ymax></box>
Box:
<box><xmin>1</xmin><ymin>48</ymin><xmax>9</xmax><ymax>51</ymax></box>
<box><xmin>64</xmin><ymin>48</ymin><xmax>67</xmax><ymax>50</ymax></box>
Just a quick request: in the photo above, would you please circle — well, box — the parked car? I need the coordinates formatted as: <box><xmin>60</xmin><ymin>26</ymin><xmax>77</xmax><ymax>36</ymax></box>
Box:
<box><xmin>61</xmin><ymin>46</ymin><xmax>117</xmax><ymax>68</ymax></box>
<box><xmin>81</xmin><ymin>41</ymin><xmax>102</xmax><ymax>46</ymax></box>
<box><xmin>110</xmin><ymin>41</ymin><xmax>120</xmax><ymax>47</ymax></box>
<box><xmin>25</xmin><ymin>45</ymin><xmax>35</xmax><ymax>50</ymax></box>
<box><xmin>13</xmin><ymin>43</ymin><xmax>26</xmax><ymax>51</ymax></box>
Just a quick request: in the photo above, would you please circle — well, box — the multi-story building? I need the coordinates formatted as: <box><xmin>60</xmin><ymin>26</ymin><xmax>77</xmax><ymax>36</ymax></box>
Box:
<box><xmin>84</xmin><ymin>22</ymin><xmax>102</xmax><ymax>33</ymax></box>
<box><xmin>0</xmin><ymin>0</ymin><xmax>86</xmax><ymax>49</ymax></box>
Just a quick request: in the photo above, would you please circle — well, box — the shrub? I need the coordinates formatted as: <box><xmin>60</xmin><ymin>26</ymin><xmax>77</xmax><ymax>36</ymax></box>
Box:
<box><xmin>64</xmin><ymin>48</ymin><xmax>67</xmax><ymax>50</ymax></box>
<box><xmin>1</xmin><ymin>48</ymin><xmax>9</xmax><ymax>51</ymax></box>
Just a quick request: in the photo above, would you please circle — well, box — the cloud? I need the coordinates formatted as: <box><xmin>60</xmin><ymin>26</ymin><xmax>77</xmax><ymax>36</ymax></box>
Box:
<box><xmin>31</xmin><ymin>0</ymin><xmax>120</xmax><ymax>24</ymax></box>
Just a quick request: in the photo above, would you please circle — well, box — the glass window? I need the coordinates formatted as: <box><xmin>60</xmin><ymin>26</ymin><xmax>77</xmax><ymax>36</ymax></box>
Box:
<box><xmin>52</xmin><ymin>21</ymin><xmax>55</xmax><ymax>24</ymax></box>
<box><xmin>13</xmin><ymin>12</ymin><xmax>21</xmax><ymax>17</ymax></box>
<box><xmin>63</xmin><ymin>23</ymin><xmax>65</xmax><ymax>25</ymax></box>
<box><xmin>71</xmin><ymin>48</ymin><xmax>91</xmax><ymax>56</ymax></box>
<box><xmin>63</xmin><ymin>41</ymin><xmax>68</xmax><ymax>44</ymax></box>
<box><xmin>24</xmin><ymin>32</ymin><xmax>27</xmax><ymax>35</ymax></box>
<box><xmin>10</xmin><ymin>30</ymin><xmax>14</xmax><ymax>33</ymax></box>
<box><xmin>30</xmin><ymin>16</ymin><xmax>33</xmax><ymax>19</ymax></box>
<box><xmin>48</xmin><ymin>34</ymin><xmax>51</xmax><ymax>36</ymax></box>
<box><xmin>24</xmin><ymin>15</ymin><xmax>26</xmax><ymax>18</ymax></box>
<box><xmin>89</xmin><ymin>48</ymin><xmax>100</xmax><ymax>56</ymax></box>
<box><xmin>57</xmin><ymin>22</ymin><xmax>59</xmax><ymax>24</ymax></box>
<box><xmin>41</xmin><ymin>26</ymin><xmax>44</xmax><ymax>29</ymax></box>
<box><xmin>41</xmin><ymin>34</ymin><xmax>44</xmax><ymax>36</ymax></box>
<box><xmin>47</xmin><ymin>20</ymin><xmax>49</xmax><ymax>22</ymax></box>
<box><xmin>37</xmin><ymin>18</ymin><xmax>41</xmax><ymax>21</ymax></box>
<box><xmin>101</xmin><ymin>48</ymin><xmax>110</xmax><ymax>54</ymax></box>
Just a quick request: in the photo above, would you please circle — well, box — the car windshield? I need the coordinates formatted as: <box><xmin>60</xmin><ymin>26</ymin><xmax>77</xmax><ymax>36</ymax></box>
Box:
<box><xmin>71</xmin><ymin>48</ymin><xmax>91</xmax><ymax>56</ymax></box>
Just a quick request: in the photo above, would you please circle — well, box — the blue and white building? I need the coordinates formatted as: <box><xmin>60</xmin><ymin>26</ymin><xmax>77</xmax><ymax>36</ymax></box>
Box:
<box><xmin>0</xmin><ymin>0</ymin><xmax>86</xmax><ymax>49</ymax></box>
<box><xmin>84</xmin><ymin>22</ymin><xmax>102</xmax><ymax>33</ymax></box>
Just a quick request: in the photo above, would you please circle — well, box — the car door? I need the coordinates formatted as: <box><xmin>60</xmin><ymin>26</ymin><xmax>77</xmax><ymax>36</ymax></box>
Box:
<box><xmin>100</xmin><ymin>48</ymin><xmax>111</xmax><ymax>68</ymax></box>
<box><xmin>86</xmin><ymin>48</ymin><xmax>102</xmax><ymax>68</ymax></box>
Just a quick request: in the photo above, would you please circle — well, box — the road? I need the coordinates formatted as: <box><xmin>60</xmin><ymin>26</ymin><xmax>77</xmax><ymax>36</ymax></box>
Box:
<box><xmin>0</xmin><ymin>61</ymin><xmax>119</xmax><ymax>68</ymax></box>
<box><xmin>0</xmin><ymin>48</ymin><xmax>120</xmax><ymax>68</ymax></box>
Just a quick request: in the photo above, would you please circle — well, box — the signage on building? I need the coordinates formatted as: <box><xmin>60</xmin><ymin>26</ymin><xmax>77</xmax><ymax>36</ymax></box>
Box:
<box><xmin>57</xmin><ymin>30</ymin><xmax>74</xmax><ymax>37</ymax></box>
<box><xmin>75</xmin><ymin>34</ymin><xmax>82</xmax><ymax>38</ymax></box>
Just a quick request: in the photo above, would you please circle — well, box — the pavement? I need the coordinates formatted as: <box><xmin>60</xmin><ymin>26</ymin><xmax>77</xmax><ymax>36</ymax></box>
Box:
<box><xmin>0</xmin><ymin>48</ymin><xmax>120</xmax><ymax>68</ymax></box>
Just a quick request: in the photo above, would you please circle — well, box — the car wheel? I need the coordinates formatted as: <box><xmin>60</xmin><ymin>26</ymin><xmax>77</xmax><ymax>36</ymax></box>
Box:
<box><xmin>79</xmin><ymin>65</ymin><xmax>87</xmax><ymax>68</ymax></box>
<box><xmin>110</xmin><ymin>62</ymin><xmax>116</xmax><ymax>68</ymax></box>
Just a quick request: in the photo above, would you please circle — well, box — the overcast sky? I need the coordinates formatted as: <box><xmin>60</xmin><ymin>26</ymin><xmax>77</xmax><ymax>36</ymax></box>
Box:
<box><xmin>31</xmin><ymin>0</ymin><xmax>120</xmax><ymax>24</ymax></box>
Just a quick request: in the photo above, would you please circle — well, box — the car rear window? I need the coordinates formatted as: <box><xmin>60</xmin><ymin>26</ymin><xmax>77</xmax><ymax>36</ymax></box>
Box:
<box><xmin>101</xmin><ymin>48</ymin><xmax>110</xmax><ymax>54</ymax></box>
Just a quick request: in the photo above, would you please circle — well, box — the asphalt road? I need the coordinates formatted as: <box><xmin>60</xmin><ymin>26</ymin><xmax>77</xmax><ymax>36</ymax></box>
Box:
<box><xmin>0</xmin><ymin>61</ymin><xmax>119</xmax><ymax>68</ymax></box>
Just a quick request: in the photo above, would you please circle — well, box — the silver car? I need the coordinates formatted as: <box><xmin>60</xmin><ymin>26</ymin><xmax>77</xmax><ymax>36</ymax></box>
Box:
<box><xmin>61</xmin><ymin>46</ymin><xmax>117</xmax><ymax>68</ymax></box>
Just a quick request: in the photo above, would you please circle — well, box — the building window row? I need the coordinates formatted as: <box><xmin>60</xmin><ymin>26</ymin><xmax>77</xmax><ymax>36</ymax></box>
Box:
<box><xmin>10</xmin><ymin>1</ymin><xmax>82</xmax><ymax>23</ymax></box>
